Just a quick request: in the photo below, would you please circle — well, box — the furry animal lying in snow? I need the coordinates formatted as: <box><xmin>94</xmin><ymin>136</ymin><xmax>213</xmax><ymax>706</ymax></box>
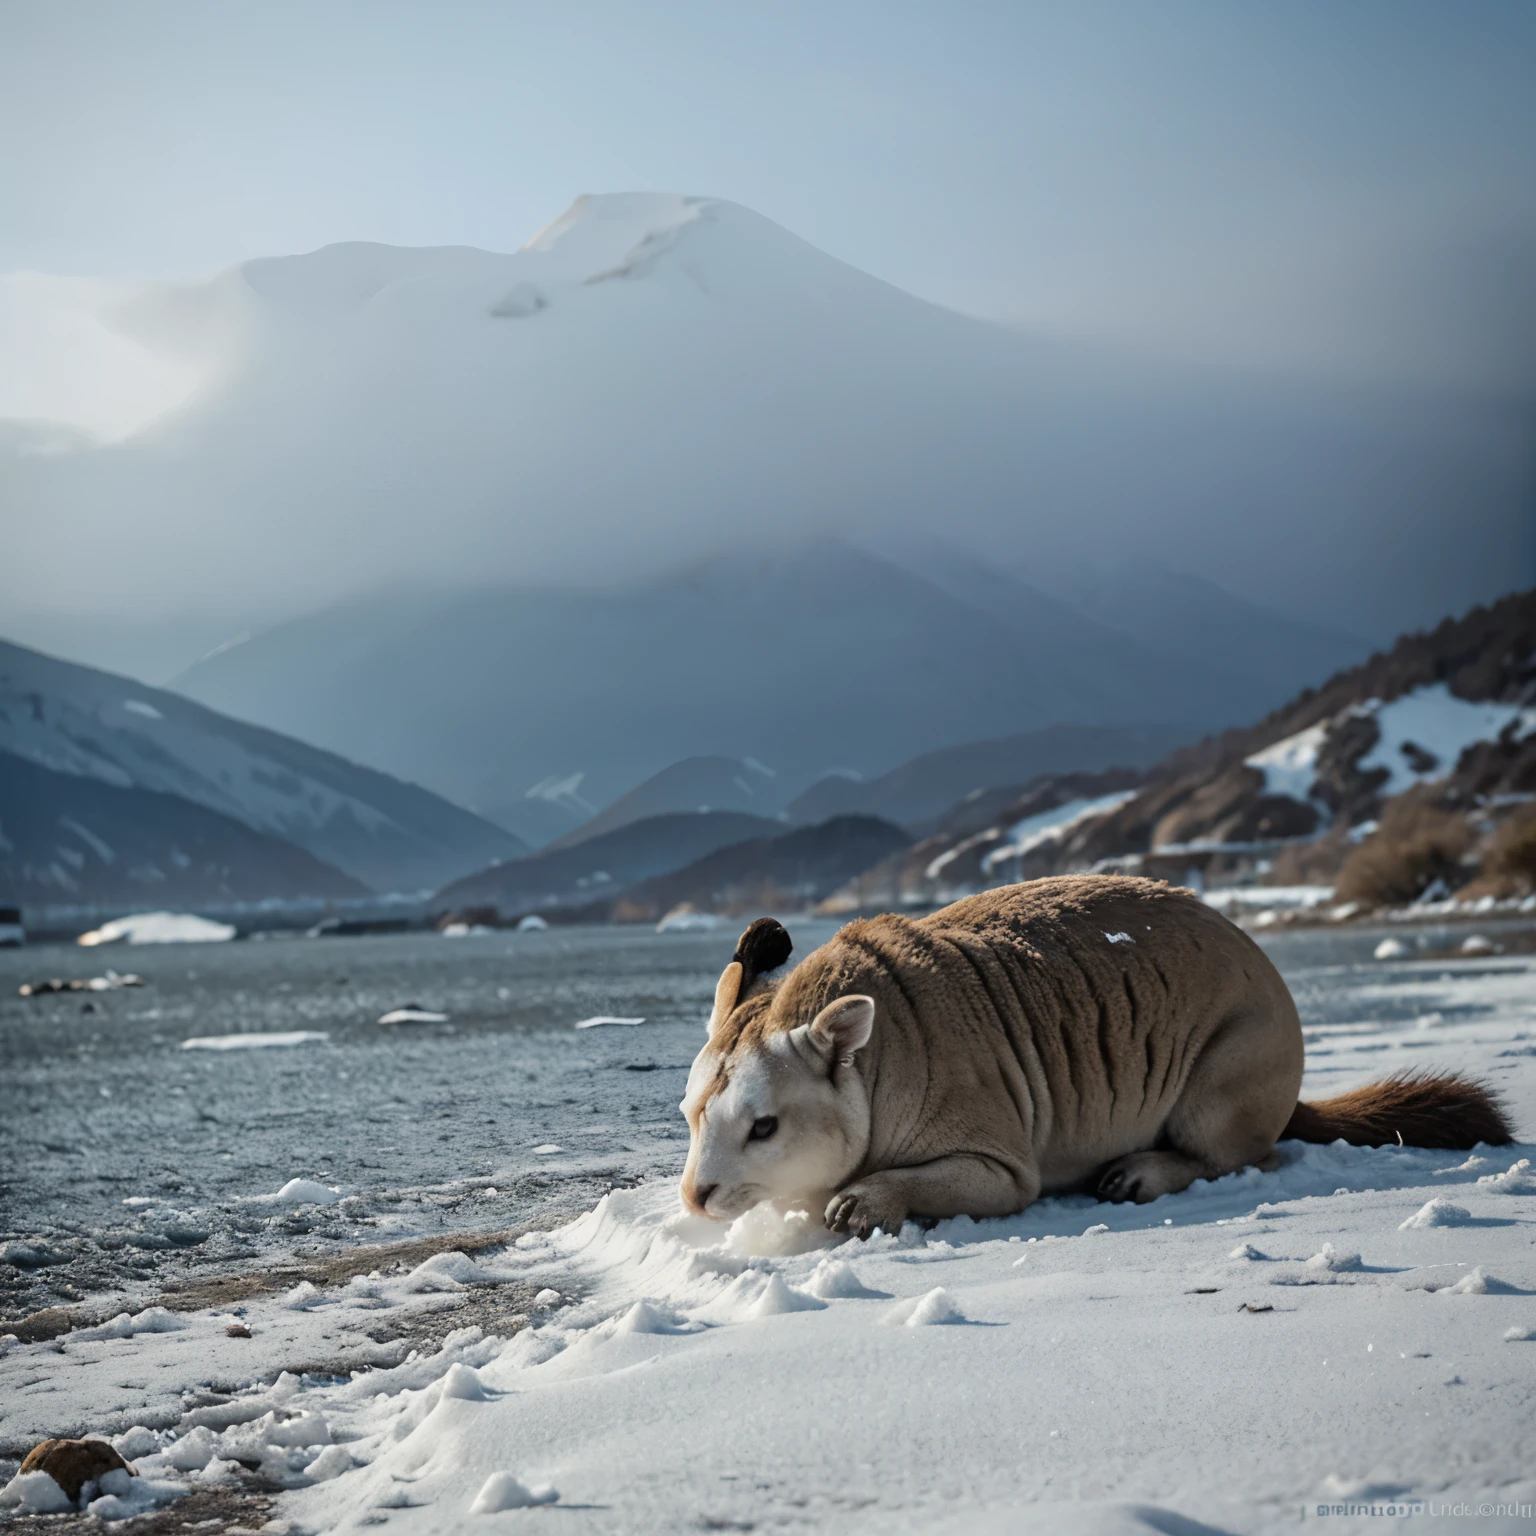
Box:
<box><xmin>680</xmin><ymin>876</ymin><xmax>1511</xmax><ymax>1237</ymax></box>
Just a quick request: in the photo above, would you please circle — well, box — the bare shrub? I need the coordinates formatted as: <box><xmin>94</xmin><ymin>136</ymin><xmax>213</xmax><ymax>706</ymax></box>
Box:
<box><xmin>1481</xmin><ymin>802</ymin><xmax>1536</xmax><ymax>895</ymax></box>
<box><xmin>1334</xmin><ymin>790</ymin><xmax>1473</xmax><ymax>907</ymax></box>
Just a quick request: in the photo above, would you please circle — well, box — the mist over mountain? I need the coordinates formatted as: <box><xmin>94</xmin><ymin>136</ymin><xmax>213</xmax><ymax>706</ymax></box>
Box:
<box><xmin>4</xmin><ymin>192</ymin><xmax>1531</xmax><ymax>672</ymax></box>
<box><xmin>172</xmin><ymin>541</ymin><xmax>1366</xmax><ymax>847</ymax></box>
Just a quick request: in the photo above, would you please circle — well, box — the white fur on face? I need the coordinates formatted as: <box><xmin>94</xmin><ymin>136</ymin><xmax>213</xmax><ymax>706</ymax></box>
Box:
<box><xmin>680</xmin><ymin>1029</ymin><xmax>869</xmax><ymax>1221</ymax></box>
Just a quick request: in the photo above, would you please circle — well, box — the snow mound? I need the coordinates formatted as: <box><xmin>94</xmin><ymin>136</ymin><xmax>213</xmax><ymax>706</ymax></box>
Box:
<box><xmin>73</xmin><ymin>1306</ymin><xmax>189</xmax><ymax>1340</ymax></box>
<box><xmin>1228</xmin><ymin>1242</ymin><xmax>1268</xmax><ymax>1260</ymax></box>
<box><xmin>1478</xmin><ymin>1158</ymin><xmax>1536</xmax><ymax>1194</ymax></box>
<box><xmin>746</xmin><ymin>1274</ymin><xmax>827</xmax><ymax>1317</ymax></box>
<box><xmin>1305</xmin><ymin>1243</ymin><xmax>1363</xmax><ymax>1274</ymax></box>
<box><xmin>1400</xmin><ymin>1199</ymin><xmax>1472</xmax><ymax>1229</ymax></box>
<box><xmin>1444</xmin><ymin>1267</ymin><xmax>1495</xmax><ymax>1294</ymax></box>
<box><xmin>614</xmin><ymin>1299</ymin><xmax>687</xmax><ymax>1335</ymax></box>
<box><xmin>470</xmin><ymin>1470</ymin><xmax>559</xmax><ymax>1512</ymax></box>
<box><xmin>79</xmin><ymin>912</ymin><xmax>236</xmax><ymax>946</ymax></box>
<box><xmin>440</xmin><ymin>1362</ymin><xmax>491</xmax><ymax>1400</ymax></box>
<box><xmin>886</xmin><ymin>1287</ymin><xmax>968</xmax><ymax>1326</ymax></box>
<box><xmin>305</xmin><ymin>1445</ymin><xmax>353</xmax><ymax>1481</ymax></box>
<box><xmin>404</xmin><ymin>1251</ymin><xmax>499</xmax><ymax>1292</ymax></box>
<box><xmin>1245</xmin><ymin>724</ymin><xmax>1329</xmax><ymax>803</ymax></box>
<box><xmin>806</xmin><ymin>1259</ymin><xmax>888</xmax><ymax>1299</ymax></box>
<box><xmin>182</xmin><ymin>1031</ymin><xmax>328</xmax><ymax>1051</ymax></box>
<box><xmin>0</xmin><ymin>1471</ymin><xmax>74</xmax><ymax>1513</ymax></box>
<box><xmin>1374</xmin><ymin>937</ymin><xmax>1409</xmax><ymax>960</ymax></box>
<box><xmin>1461</xmin><ymin>934</ymin><xmax>1497</xmax><ymax>955</ymax></box>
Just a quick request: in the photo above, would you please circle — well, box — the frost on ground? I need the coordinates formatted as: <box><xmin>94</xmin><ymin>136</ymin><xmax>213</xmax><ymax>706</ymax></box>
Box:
<box><xmin>2</xmin><ymin>948</ymin><xmax>1535</xmax><ymax>1533</ymax></box>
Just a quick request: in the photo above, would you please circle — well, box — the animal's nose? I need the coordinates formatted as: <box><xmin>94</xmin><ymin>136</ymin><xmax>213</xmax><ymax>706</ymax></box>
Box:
<box><xmin>684</xmin><ymin>1182</ymin><xmax>717</xmax><ymax>1215</ymax></box>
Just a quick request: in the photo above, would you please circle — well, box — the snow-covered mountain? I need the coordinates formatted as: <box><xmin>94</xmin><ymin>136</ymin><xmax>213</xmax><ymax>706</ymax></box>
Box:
<box><xmin>7</xmin><ymin>192</ymin><xmax>1525</xmax><ymax>646</ymax></box>
<box><xmin>0</xmin><ymin>641</ymin><xmax>524</xmax><ymax>894</ymax></box>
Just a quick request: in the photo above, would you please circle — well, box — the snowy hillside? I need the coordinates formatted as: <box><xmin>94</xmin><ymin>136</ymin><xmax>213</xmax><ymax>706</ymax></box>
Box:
<box><xmin>0</xmin><ymin>641</ymin><xmax>523</xmax><ymax>895</ymax></box>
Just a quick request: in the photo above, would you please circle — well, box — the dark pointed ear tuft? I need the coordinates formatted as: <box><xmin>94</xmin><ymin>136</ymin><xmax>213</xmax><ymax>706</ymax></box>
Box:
<box><xmin>733</xmin><ymin>917</ymin><xmax>793</xmax><ymax>988</ymax></box>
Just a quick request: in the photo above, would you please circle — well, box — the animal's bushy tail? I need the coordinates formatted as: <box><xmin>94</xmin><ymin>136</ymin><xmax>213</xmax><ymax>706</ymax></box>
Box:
<box><xmin>1284</xmin><ymin>1070</ymin><xmax>1513</xmax><ymax>1150</ymax></box>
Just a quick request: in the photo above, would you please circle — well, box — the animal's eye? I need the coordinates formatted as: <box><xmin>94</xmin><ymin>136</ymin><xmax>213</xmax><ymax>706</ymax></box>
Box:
<box><xmin>749</xmin><ymin>1115</ymin><xmax>778</xmax><ymax>1142</ymax></box>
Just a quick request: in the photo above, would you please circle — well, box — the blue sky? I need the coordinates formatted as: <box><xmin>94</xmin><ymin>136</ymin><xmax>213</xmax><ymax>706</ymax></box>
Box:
<box><xmin>4</xmin><ymin>0</ymin><xmax>1534</xmax><ymax>386</ymax></box>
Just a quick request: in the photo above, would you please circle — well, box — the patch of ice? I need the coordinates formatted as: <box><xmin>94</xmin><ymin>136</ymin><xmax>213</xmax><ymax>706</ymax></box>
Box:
<box><xmin>532</xmin><ymin>1144</ymin><xmax>563</xmax><ymax>1156</ymax></box>
<box><xmin>470</xmin><ymin>1470</ymin><xmax>559</xmax><ymax>1512</ymax></box>
<box><xmin>1104</xmin><ymin>931</ymin><xmax>1133</xmax><ymax>945</ymax></box>
<box><xmin>182</xmin><ymin>1031</ymin><xmax>328</xmax><ymax>1050</ymax></box>
<box><xmin>378</xmin><ymin>1007</ymin><xmax>449</xmax><ymax>1024</ymax></box>
<box><xmin>573</xmin><ymin>1015</ymin><xmax>645</xmax><ymax>1029</ymax></box>
<box><xmin>1399</xmin><ymin>1199</ymin><xmax>1472</xmax><ymax>1229</ymax></box>
<box><xmin>79</xmin><ymin>912</ymin><xmax>235</xmax><ymax>946</ymax></box>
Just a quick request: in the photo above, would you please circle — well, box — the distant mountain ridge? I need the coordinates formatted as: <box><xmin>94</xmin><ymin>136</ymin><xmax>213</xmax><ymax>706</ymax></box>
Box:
<box><xmin>0</xmin><ymin>639</ymin><xmax>524</xmax><ymax>895</ymax></box>
<box><xmin>173</xmin><ymin>543</ymin><xmax>1363</xmax><ymax>848</ymax></box>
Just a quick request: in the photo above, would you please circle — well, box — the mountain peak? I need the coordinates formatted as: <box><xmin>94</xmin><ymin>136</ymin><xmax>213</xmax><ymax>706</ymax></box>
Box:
<box><xmin>519</xmin><ymin>192</ymin><xmax>712</xmax><ymax>282</ymax></box>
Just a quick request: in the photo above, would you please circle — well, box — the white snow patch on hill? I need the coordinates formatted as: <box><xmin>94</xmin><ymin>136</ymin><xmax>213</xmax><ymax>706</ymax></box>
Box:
<box><xmin>1359</xmin><ymin>683</ymin><xmax>1535</xmax><ymax>796</ymax></box>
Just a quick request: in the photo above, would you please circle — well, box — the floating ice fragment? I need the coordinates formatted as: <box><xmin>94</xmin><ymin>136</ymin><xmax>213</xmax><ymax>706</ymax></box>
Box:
<box><xmin>182</xmin><ymin>1032</ymin><xmax>328</xmax><ymax>1051</ymax></box>
<box><xmin>79</xmin><ymin>912</ymin><xmax>235</xmax><ymax>946</ymax></box>
<box><xmin>1400</xmin><ymin>1199</ymin><xmax>1472</xmax><ymax>1229</ymax></box>
<box><xmin>1373</xmin><ymin>937</ymin><xmax>1409</xmax><ymax>959</ymax></box>
<box><xmin>378</xmin><ymin>1007</ymin><xmax>448</xmax><ymax>1025</ymax></box>
<box><xmin>470</xmin><ymin>1472</ymin><xmax>559</xmax><ymax>1512</ymax></box>
<box><xmin>573</xmin><ymin>1015</ymin><xmax>645</xmax><ymax>1029</ymax></box>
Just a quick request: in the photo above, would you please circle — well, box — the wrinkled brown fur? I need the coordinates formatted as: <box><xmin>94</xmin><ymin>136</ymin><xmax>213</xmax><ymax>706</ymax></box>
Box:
<box><xmin>1285</xmin><ymin>1070</ymin><xmax>1511</xmax><ymax>1149</ymax></box>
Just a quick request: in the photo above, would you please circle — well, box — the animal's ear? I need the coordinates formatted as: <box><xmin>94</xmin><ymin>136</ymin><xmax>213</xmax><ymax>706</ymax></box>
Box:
<box><xmin>707</xmin><ymin>961</ymin><xmax>743</xmax><ymax>1037</ymax></box>
<box><xmin>808</xmin><ymin>995</ymin><xmax>875</xmax><ymax>1058</ymax></box>
<box><xmin>733</xmin><ymin>917</ymin><xmax>793</xmax><ymax>989</ymax></box>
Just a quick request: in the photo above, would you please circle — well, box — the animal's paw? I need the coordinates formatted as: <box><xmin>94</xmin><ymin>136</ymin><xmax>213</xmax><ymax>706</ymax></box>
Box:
<box><xmin>1096</xmin><ymin>1150</ymin><xmax>1201</xmax><ymax>1204</ymax></box>
<box><xmin>1096</xmin><ymin>1159</ymin><xmax>1150</xmax><ymax>1204</ymax></box>
<box><xmin>824</xmin><ymin>1182</ymin><xmax>908</xmax><ymax>1240</ymax></box>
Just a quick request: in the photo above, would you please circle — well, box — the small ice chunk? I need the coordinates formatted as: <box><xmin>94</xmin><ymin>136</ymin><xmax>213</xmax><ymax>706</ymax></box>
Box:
<box><xmin>74</xmin><ymin>1306</ymin><xmax>188</xmax><ymax>1340</ymax></box>
<box><xmin>182</xmin><ymin>1031</ymin><xmax>328</xmax><ymax>1050</ymax></box>
<box><xmin>532</xmin><ymin>1144</ymin><xmax>562</xmax><ymax>1156</ymax></box>
<box><xmin>1082</xmin><ymin>1223</ymin><xmax>1110</xmax><ymax>1236</ymax></box>
<box><xmin>1400</xmin><ymin>1199</ymin><xmax>1472</xmax><ymax>1229</ymax></box>
<box><xmin>1104</xmin><ymin>931</ymin><xmax>1134</xmax><ymax>944</ymax></box>
<box><xmin>440</xmin><ymin>1362</ymin><xmax>490</xmax><ymax>1400</ymax></box>
<box><xmin>805</xmin><ymin>1259</ymin><xmax>887</xmax><ymax>1299</ymax></box>
<box><xmin>1229</xmin><ymin>1242</ymin><xmax>1268</xmax><ymax>1260</ymax></box>
<box><xmin>1460</xmin><ymin>934</ymin><xmax>1496</xmax><ymax>955</ymax></box>
<box><xmin>112</xmin><ymin>1426</ymin><xmax>162</xmax><ymax>1459</ymax></box>
<box><xmin>403</xmin><ymin>1251</ymin><xmax>495</xmax><ymax>1291</ymax></box>
<box><xmin>1503</xmin><ymin>1325</ymin><xmax>1535</xmax><ymax>1341</ymax></box>
<box><xmin>533</xmin><ymin>1288</ymin><xmax>562</xmax><ymax>1307</ymax></box>
<box><xmin>1477</xmin><ymin>1159</ymin><xmax>1536</xmax><ymax>1194</ymax></box>
<box><xmin>573</xmin><ymin>1015</ymin><xmax>645</xmax><ymax>1029</ymax></box>
<box><xmin>378</xmin><ymin>1008</ymin><xmax>449</xmax><ymax>1025</ymax></box>
<box><xmin>1373</xmin><ymin>937</ymin><xmax>1408</xmax><ymax>960</ymax></box>
<box><xmin>1305</xmin><ymin>1243</ymin><xmax>1363</xmax><ymax>1273</ymax></box>
<box><xmin>515</xmin><ymin>913</ymin><xmax>549</xmax><ymax>932</ymax></box>
<box><xmin>470</xmin><ymin>1472</ymin><xmax>559</xmax><ymax>1512</ymax></box>
<box><xmin>746</xmin><ymin>1274</ymin><xmax>827</xmax><ymax>1317</ymax></box>
<box><xmin>281</xmin><ymin>1281</ymin><xmax>323</xmax><ymax>1310</ymax></box>
<box><xmin>260</xmin><ymin>1178</ymin><xmax>342</xmax><ymax>1206</ymax></box>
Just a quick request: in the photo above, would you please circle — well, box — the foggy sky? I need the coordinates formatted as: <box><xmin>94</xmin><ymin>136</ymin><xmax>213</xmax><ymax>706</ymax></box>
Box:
<box><xmin>3</xmin><ymin>1</ymin><xmax>1535</xmax><ymax>679</ymax></box>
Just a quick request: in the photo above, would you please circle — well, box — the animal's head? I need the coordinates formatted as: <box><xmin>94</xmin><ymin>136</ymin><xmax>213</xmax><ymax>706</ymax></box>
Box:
<box><xmin>679</xmin><ymin>918</ymin><xmax>874</xmax><ymax>1221</ymax></box>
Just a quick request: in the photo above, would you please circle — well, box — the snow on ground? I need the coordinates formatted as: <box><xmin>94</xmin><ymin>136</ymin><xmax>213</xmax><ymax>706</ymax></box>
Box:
<box><xmin>3</xmin><ymin>953</ymin><xmax>1535</xmax><ymax>1534</ymax></box>
<box><xmin>979</xmin><ymin>791</ymin><xmax>1141</xmax><ymax>876</ymax></box>
<box><xmin>1245</xmin><ymin>724</ymin><xmax>1331</xmax><ymax>803</ymax></box>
